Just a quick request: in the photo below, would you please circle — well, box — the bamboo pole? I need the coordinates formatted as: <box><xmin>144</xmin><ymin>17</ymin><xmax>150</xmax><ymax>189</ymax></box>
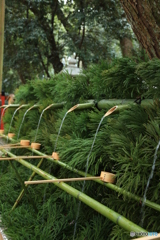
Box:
<box><xmin>1</xmin><ymin>149</ymin><xmax>147</xmax><ymax>233</ymax></box>
<box><xmin>11</xmin><ymin>158</ymin><xmax>44</xmax><ymax>212</ymax></box>
<box><xmin>25</xmin><ymin>176</ymin><xmax>101</xmax><ymax>184</ymax></box>
<box><xmin>0</xmin><ymin>0</ymin><xmax>5</xmax><ymax>94</ymax></box>
<box><xmin>1</xmin><ymin>135</ymin><xmax>160</xmax><ymax>213</ymax></box>
<box><xmin>97</xmin><ymin>99</ymin><xmax>155</xmax><ymax>109</ymax></box>
<box><xmin>0</xmin><ymin>145</ymin><xmax>31</xmax><ymax>149</ymax></box>
<box><xmin>0</xmin><ymin>155</ymin><xmax>52</xmax><ymax>160</ymax></box>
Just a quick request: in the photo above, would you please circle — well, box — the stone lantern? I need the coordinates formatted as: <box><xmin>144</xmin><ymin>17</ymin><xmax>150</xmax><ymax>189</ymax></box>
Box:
<box><xmin>61</xmin><ymin>53</ymin><xmax>83</xmax><ymax>76</ymax></box>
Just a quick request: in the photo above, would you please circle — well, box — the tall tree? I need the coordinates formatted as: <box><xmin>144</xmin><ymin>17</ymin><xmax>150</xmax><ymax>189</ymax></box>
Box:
<box><xmin>120</xmin><ymin>0</ymin><xmax>160</xmax><ymax>59</ymax></box>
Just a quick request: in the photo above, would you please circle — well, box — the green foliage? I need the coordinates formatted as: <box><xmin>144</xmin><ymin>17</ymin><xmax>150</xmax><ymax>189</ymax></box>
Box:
<box><xmin>2</xmin><ymin>58</ymin><xmax>160</xmax><ymax>239</ymax></box>
<box><xmin>136</xmin><ymin>59</ymin><xmax>160</xmax><ymax>98</ymax></box>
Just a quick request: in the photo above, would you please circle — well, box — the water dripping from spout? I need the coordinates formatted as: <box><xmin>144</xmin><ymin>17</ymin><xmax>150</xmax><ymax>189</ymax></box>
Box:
<box><xmin>7</xmin><ymin>105</ymin><xmax>24</xmax><ymax>143</ymax></box>
<box><xmin>43</xmin><ymin>105</ymin><xmax>78</xmax><ymax>221</ymax></box>
<box><xmin>0</xmin><ymin>105</ymin><xmax>10</xmax><ymax>129</ymax></box>
<box><xmin>34</xmin><ymin>104</ymin><xmax>54</xmax><ymax>143</ymax></box>
<box><xmin>17</xmin><ymin>105</ymin><xmax>37</xmax><ymax>140</ymax></box>
<box><xmin>73</xmin><ymin>106</ymin><xmax>118</xmax><ymax>239</ymax></box>
<box><xmin>140</xmin><ymin>139</ymin><xmax>160</xmax><ymax>227</ymax></box>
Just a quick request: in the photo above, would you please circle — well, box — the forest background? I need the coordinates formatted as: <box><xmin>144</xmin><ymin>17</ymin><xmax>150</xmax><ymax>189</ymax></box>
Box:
<box><xmin>3</xmin><ymin>0</ymin><xmax>155</xmax><ymax>92</ymax></box>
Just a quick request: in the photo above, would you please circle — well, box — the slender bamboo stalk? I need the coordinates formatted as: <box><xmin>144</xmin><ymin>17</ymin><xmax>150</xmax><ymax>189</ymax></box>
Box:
<box><xmin>0</xmin><ymin>143</ymin><xmax>20</xmax><ymax>147</ymax></box>
<box><xmin>8</xmin><ymin>161</ymin><xmax>37</xmax><ymax>212</ymax></box>
<box><xmin>0</xmin><ymin>155</ymin><xmax>52</xmax><ymax>160</ymax></box>
<box><xmin>2</xmin><ymin>148</ymin><xmax>147</xmax><ymax>233</ymax></box>
<box><xmin>0</xmin><ymin>0</ymin><xmax>5</xmax><ymax>94</ymax></box>
<box><xmin>11</xmin><ymin>158</ymin><xmax>44</xmax><ymax>212</ymax></box>
<box><xmin>25</xmin><ymin>176</ymin><xmax>101</xmax><ymax>184</ymax></box>
<box><xmin>0</xmin><ymin>145</ymin><xmax>31</xmax><ymax>149</ymax></box>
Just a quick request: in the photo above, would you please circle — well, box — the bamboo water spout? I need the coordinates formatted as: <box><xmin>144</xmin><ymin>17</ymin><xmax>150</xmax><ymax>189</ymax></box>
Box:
<box><xmin>67</xmin><ymin>101</ymin><xmax>95</xmax><ymax>113</ymax></box>
<box><xmin>25</xmin><ymin>171</ymin><xmax>115</xmax><ymax>185</ymax></box>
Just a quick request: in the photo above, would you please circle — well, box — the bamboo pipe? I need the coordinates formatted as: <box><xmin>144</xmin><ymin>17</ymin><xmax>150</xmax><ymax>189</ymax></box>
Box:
<box><xmin>1</xmin><ymin>148</ymin><xmax>147</xmax><ymax>233</ymax></box>
<box><xmin>97</xmin><ymin>99</ymin><xmax>155</xmax><ymax>109</ymax></box>
<box><xmin>67</xmin><ymin>101</ymin><xmax>95</xmax><ymax>113</ymax></box>
<box><xmin>104</xmin><ymin>105</ymin><xmax>118</xmax><ymax>117</ymax></box>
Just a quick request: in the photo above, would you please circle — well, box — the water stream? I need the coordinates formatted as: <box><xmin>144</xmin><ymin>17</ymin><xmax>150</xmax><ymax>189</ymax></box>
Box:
<box><xmin>73</xmin><ymin>106</ymin><xmax>117</xmax><ymax>239</ymax></box>
<box><xmin>17</xmin><ymin>105</ymin><xmax>37</xmax><ymax>140</ymax></box>
<box><xmin>42</xmin><ymin>109</ymin><xmax>73</xmax><ymax>220</ymax></box>
<box><xmin>140</xmin><ymin>139</ymin><xmax>160</xmax><ymax>227</ymax></box>
<box><xmin>7</xmin><ymin>105</ymin><xmax>24</xmax><ymax>143</ymax></box>
<box><xmin>34</xmin><ymin>104</ymin><xmax>54</xmax><ymax>143</ymax></box>
<box><xmin>0</xmin><ymin>106</ymin><xmax>10</xmax><ymax>129</ymax></box>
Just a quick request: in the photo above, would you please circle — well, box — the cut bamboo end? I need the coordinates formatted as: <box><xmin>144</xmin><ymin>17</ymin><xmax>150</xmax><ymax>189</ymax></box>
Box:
<box><xmin>31</xmin><ymin>143</ymin><xmax>41</xmax><ymax>150</ymax></box>
<box><xmin>8</xmin><ymin>133</ymin><xmax>15</xmax><ymax>138</ymax></box>
<box><xmin>0</xmin><ymin>129</ymin><xmax>4</xmax><ymax>134</ymax></box>
<box><xmin>20</xmin><ymin>140</ymin><xmax>30</xmax><ymax>146</ymax></box>
<box><xmin>67</xmin><ymin>104</ymin><xmax>78</xmax><ymax>113</ymax></box>
<box><xmin>52</xmin><ymin>152</ymin><xmax>59</xmax><ymax>160</ymax></box>
<box><xmin>100</xmin><ymin>171</ymin><xmax>116</xmax><ymax>183</ymax></box>
<box><xmin>104</xmin><ymin>106</ymin><xmax>118</xmax><ymax>117</ymax></box>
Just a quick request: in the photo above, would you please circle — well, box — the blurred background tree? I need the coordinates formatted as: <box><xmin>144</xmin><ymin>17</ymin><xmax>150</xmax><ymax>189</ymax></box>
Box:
<box><xmin>3</xmin><ymin>0</ymin><xmax>139</xmax><ymax>92</ymax></box>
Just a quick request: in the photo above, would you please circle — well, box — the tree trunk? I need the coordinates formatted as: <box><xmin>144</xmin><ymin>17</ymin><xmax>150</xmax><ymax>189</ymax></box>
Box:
<box><xmin>120</xmin><ymin>37</ymin><xmax>133</xmax><ymax>57</ymax></box>
<box><xmin>120</xmin><ymin>0</ymin><xmax>160</xmax><ymax>59</ymax></box>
